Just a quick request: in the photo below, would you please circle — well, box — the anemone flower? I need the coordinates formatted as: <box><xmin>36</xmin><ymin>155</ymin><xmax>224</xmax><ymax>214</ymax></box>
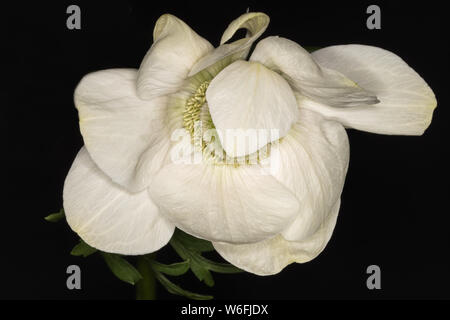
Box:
<box><xmin>63</xmin><ymin>12</ymin><xmax>436</xmax><ymax>275</ymax></box>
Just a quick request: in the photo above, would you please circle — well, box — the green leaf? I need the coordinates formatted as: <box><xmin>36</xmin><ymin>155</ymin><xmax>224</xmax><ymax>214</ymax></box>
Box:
<box><xmin>304</xmin><ymin>46</ymin><xmax>322</xmax><ymax>53</ymax></box>
<box><xmin>170</xmin><ymin>236</ymin><xmax>214</xmax><ymax>286</ymax></box>
<box><xmin>148</xmin><ymin>259</ymin><xmax>190</xmax><ymax>276</ymax></box>
<box><xmin>71</xmin><ymin>240</ymin><xmax>97</xmax><ymax>257</ymax></box>
<box><xmin>190</xmin><ymin>263</ymin><xmax>215</xmax><ymax>287</ymax></box>
<box><xmin>101</xmin><ymin>253</ymin><xmax>142</xmax><ymax>285</ymax></box>
<box><xmin>173</xmin><ymin>229</ymin><xmax>214</xmax><ymax>252</ymax></box>
<box><xmin>195</xmin><ymin>255</ymin><xmax>243</xmax><ymax>274</ymax></box>
<box><xmin>45</xmin><ymin>209</ymin><xmax>65</xmax><ymax>222</ymax></box>
<box><xmin>169</xmin><ymin>229</ymin><xmax>244</xmax><ymax>289</ymax></box>
<box><xmin>154</xmin><ymin>271</ymin><xmax>213</xmax><ymax>300</ymax></box>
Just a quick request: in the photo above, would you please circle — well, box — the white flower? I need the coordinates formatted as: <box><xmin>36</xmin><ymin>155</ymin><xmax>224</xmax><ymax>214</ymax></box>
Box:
<box><xmin>63</xmin><ymin>12</ymin><xmax>437</xmax><ymax>275</ymax></box>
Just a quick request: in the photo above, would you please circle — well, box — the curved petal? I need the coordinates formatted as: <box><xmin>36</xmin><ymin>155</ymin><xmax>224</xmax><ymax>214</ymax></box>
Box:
<box><xmin>206</xmin><ymin>60</ymin><xmax>299</xmax><ymax>157</ymax></box>
<box><xmin>213</xmin><ymin>199</ymin><xmax>341</xmax><ymax>275</ymax></box>
<box><xmin>220</xmin><ymin>12</ymin><xmax>269</xmax><ymax>45</ymax></box>
<box><xmin>307</xmin><ymin>45</ymin><xmax>437</xmax><ymax>135</ymax></box>
<box><xmin>75</xmin><ymin>68</ymin><xmax>170</xmax><ymax>192</ymax></box>
<box><xmin>260</xmin><ymin>108</ymin><xmax>349</xmax><ymax>242</ymax></box>
<box><xmin>63</xmin><ymin>147</ymin><xmax>175</xmax><ymax>255</ymax></box>
<box><xmin>250</xmin><ymin>36</ymin><xmax>379</xmax><ymax>108</ymax></box>
<box><xmin>148</xmin><ymin>162</ymin><xmax>300</xmax><ymax>244</ymax></box>
<box><xmin>188</xmin><ymin>12</ymin><xmax>269</xmax><ymax>76</ymax></box>
<box><xmin>137</xmin><ymin>14</ymin><xmax>213</xmax><ymax>100</ymax></box>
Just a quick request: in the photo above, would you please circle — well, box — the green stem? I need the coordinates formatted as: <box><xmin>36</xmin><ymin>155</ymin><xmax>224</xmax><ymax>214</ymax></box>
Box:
<box><xmin>136</xmin><ymin>255</ymin><xmax>156</xmax><ymax>300</ymax></box>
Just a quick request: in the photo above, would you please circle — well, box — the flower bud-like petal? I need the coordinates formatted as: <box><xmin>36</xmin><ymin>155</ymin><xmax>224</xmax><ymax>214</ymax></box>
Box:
<box><xmin>206</xmin><ymin>60</ymin><xmax>299</xmax><ymax>157</ymax></box>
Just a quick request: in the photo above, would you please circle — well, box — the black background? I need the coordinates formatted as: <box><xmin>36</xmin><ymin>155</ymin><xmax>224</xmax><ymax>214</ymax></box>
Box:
<box><xmin>6</xmin><ymin>0</ymin><xmax>449</xmax><ymax>299</ymax></box>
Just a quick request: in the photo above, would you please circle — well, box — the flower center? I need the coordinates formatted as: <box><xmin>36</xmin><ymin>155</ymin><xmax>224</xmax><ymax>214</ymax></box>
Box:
<box><xmin>180</xmin><ymin>80</ymin><xmax>273</xmax><ymax>167</ymax></box>
<box><xmin>169</xmin><ymin>57</ymin><xmax>276</xmax><ymax>167</ymax></box>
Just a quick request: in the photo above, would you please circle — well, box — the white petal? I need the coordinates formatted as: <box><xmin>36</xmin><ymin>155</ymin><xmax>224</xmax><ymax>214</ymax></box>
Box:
<box><xmin>206</xmin><ymin>60</ymin><xmax>299</xmax><ymax>157</ymax></box>
<box><xmin>75</xmin><ymin>69</ymin><xmax>170</xmax><ymax>192</ymax></box>
<box><xmin>308</xmin><ymin>45</ymin><xmax>437</xmax><ymax>135</ymax></box>
<box><xmin>250</xmin><ymin>36</ymin><xmax>379</xmax><ymax>108</ymax></box>
<box><xmin>148</xmin><ymin>163</ymin><xmax>300</xmax><ymax>244</ymax></box>
<box><xmin>137</xmin><ymin>14</ymin><xmax>213</xmax><ymax>100</ymax></box>
<box><xmin>220</xmin><ymin>12</ymin><xmax>269</xmax><ymax>45</ymax></box>
<box><xmin>63</xmin><ymin>147</ymin><xmax>175</xmax><ymax>255</ymax></box>
<box><xmin>188</xmin><ymin>12</ymin><xmax>269</xmax><ymax>76</ymax></box>
<box><xmin>261</xmin><ymin>108</ymin><xmax>349</xmax><ymax>242</ymax></box>
<box><xmin>213</xmin><ymin>199</ymin><xmax>341</xmax><ymax>275</ymax></box>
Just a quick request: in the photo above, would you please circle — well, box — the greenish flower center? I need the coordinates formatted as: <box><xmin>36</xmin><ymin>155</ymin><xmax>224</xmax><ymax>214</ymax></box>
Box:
<box><xmin>172</xmin><ymin>57</ymin><xmax>276</xmax><ymax>167</ymax></box>
<box><xmin>180</xmin><ymin>80</ymin><xmax>273</xmax><ymax>167</ymax></box>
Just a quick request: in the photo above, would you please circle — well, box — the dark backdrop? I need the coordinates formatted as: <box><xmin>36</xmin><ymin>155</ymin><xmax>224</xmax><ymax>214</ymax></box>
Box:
<box><xmin>6</xmin><ymin>0</ymin><xmax>449</xmax><ymax>299</ymax></box>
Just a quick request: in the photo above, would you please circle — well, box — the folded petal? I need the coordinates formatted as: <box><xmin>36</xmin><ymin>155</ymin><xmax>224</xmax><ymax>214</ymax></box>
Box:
<box><xmin>261</xmin><ymin>108</ymin><xmax>349</xmax><ymax>242</ymax></box>
<box><xmin>213</xmin><ymin>199</ymin><xmax>341</xmax><ymax>275</ymax></box>
<box><xmin>148</xmin><ymin>162</ymin><xmax>300</xmax><ymax>244</ymax></box>
<box><xmin>75</xmin><ymin>68</ymin><xmax>170</xmax><ymax>192</ymax></box>
<box><xmin>137</xmin><ymin>14</ymin><xmax>213</xmax><ymax>100</ymax></box>
<box><xmin>250</xmin><ymin>36</ymin><xmax>379</xmax><ymax>108</ymax></box>
<box><xmin>188</xmin><ymin>12</ymin><xmax>269</xmax><ymax>76</ymax></box>
<box><xmin>63</xmin><ymin>147</ymin><xmax>175</xmax><ymax>255</ymax></box>
<box><xmin>307</xmin><ymin>45</ymin><xmax>437</xmax><ymax>135</ymax></box>
<box><xmin>206</xmin><ymin>60</ymin><xmax>299</xmax><ymax>157</ymax></box>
